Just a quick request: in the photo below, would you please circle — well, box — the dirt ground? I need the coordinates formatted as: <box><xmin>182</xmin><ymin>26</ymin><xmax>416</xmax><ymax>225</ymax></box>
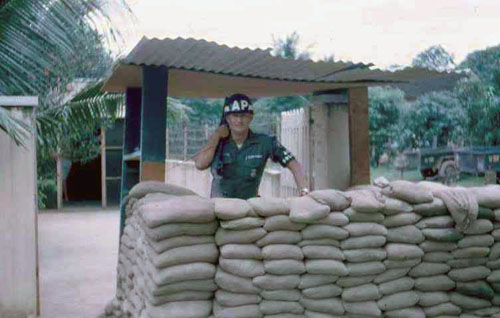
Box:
<box><xmin>38</xmin><ymin>208</ymin><xmax>119</xmax><ymax>318</ymax></box>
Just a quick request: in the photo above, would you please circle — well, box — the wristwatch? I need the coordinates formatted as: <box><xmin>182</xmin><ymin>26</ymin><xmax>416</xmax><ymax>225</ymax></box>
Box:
<box><xmin>299</xmin><ymin>187</ymin><xmax>309</xmax><ymax>196</ymax></box>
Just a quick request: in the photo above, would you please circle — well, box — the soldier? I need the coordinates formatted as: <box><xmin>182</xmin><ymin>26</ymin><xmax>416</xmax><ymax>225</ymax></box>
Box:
<box><xmin>194</xmin><ymin>93</ymin><xmax>308</xmax><ymax>199</ymax></box>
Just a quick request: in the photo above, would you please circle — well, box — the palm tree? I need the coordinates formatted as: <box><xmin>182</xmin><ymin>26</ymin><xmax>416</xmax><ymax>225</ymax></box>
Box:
<box><xmin>0</xmin><ymin>0</ymin><xmax>132</xmax><ymax>145</ymax></box>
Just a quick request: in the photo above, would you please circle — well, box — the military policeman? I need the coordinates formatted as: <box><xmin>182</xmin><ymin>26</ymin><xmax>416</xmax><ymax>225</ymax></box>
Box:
<box><xmin>194</xmin><ymin>93</ymin><xmax>309</xmax><ymax>199</ymax></box>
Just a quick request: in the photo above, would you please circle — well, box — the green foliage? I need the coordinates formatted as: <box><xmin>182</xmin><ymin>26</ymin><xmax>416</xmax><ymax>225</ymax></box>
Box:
<box><xmin>459</xmin><ymin>45</ymin><xmax>500</xmax><ymax>94</ymax></box>
<box><xmin>455</xmin><ymin>78</ymin><xmax>500</xmax><ymax>146</ymax></box>
<box><xmin>399</xmin><ymin>91</ymin><xmax>465</xmax><ymax>148</ymax></box>
<box><xmin>368</xmin><ymin>86</ymin><xmax>405</xmax><ymax>165</ymax></box>
<box><xmin>180</xmin><ymin>98</ymin><xmax>223</xmax><ymax>124</ymax></box>
<box><xmin>37</xmin><ymin>178</ymin><xmax>57</xmax><ymax>209</ymax></box>
<box><xmin>272</xmin><ymin>32</ymin><xmax>310</xmax><ymax>60</ymax></box>
<box><xmin>412</xmin><ymin>45</ymin><xmax>455</xmax><ymax>71</ymax></box>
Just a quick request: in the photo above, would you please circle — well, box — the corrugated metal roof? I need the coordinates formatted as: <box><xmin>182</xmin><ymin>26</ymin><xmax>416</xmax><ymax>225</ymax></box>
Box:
<box><xmin>102</xmin><ymin>37</ymin><xmax>464</xmax><ymax>98</ymax></box>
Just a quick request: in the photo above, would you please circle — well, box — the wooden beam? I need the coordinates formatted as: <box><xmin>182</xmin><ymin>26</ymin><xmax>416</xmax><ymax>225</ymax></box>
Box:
<box><xmin>119</xmin><ymin>87</ymin><xmax>142</xmax><ymax>235</ymax></box>
<box><xmin>348</xmin><ymin>87</ymin><xmax>370</xmax><ymax>186</ymax></box>
<box><xmin>101</xmin><ymin>128</ymin><xmax>107</xmax><ymax>208</ymax></box>
<box><xmin>140</xmin><ymin>65</ymin><xmax>168</xmax><ymax>182</ymax></box>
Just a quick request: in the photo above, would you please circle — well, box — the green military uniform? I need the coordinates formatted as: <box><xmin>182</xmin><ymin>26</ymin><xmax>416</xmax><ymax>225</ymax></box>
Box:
<box><xmin>210</xmin><ymin>130</ymin><xmax>295</xmax><ymax>199</ymax></box>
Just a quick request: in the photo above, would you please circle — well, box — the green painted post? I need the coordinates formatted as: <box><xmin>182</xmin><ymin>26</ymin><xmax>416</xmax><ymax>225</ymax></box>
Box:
<box><xmin>140</xmin><ymin>65</ymin><xmax>168</xmax><ymax>181</ymax></box>
<box><xmin>119</xmin><ymin>87</ymin><xmax>142</xmax><ymax>235</ymax></box>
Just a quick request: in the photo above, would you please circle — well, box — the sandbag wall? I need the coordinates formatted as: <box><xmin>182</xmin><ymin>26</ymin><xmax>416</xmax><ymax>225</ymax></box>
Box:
<box><xmin>103</xmin><ymin>181</ymin><xmax>500</xmax><ymax>318</ymax></box>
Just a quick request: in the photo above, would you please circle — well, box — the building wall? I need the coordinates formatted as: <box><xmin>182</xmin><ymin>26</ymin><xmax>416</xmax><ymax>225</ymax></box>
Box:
<box><xmin>0</xmin><ymin>100</ymin><xmax>38</xmax><ymax>318</ymax></box>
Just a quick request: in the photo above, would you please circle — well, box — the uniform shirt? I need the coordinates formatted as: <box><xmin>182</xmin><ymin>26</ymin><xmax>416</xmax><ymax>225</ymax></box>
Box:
<box><xmin>210</xmin><ymin>130</ymin><xmax>295</xmax><ymax>199</ymax></box>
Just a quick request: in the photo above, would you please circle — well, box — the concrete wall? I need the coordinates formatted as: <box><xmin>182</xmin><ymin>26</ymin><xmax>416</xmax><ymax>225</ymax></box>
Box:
<box><xmin>165</xmin><ymin>160</ymin><xmax>282</xmax><ymax>198</ymax></box>
<box><xmin>0</xmin><ymin>97</ymin><xmax>39</xmax><ymax>318</ymax></box>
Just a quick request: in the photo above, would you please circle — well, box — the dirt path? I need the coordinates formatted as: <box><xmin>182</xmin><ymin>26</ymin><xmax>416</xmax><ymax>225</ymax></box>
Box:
<box><xmin>38</xmin><ymin>209</ymin><xmax>119</xmax><ymax>318</ymax></box>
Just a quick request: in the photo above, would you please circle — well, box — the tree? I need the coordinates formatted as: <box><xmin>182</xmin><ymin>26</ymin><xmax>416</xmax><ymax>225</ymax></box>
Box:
<box><xmin>412</xmin><ymin>45</ymin><xmax>456</xmax><ymax>72</ymax></box>
<box><xmin>459</xmin><ymin>45</ymin><xmax>500</xmax><ymax>94</ymax></box>
<box><xmin>272</xmin><ymin>32</ymin><xmax>311</xmax><ymax>60</ymax></box>
<box><xmin>368</xmin><ymin>86</ymin><xmax>405</xmax><ymax>166</ymax></box>
<box><xmin>399</xmin><ymin>91</ymin><xmax>465</xmax><ymax>149</ymax></box>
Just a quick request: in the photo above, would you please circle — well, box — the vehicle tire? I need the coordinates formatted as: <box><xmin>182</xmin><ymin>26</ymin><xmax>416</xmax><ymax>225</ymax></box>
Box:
<box><xmin>439</xmin><ymin>161</ymin><xmax>458</xmax><ymax>185</ymax></box>
<box><xmin>420</xmin><ymin>168</ymin><xmax>438</xmax><ymax>179</ymax></box>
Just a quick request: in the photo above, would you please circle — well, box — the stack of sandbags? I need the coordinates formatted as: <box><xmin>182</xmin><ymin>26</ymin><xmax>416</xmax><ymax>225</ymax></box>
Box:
<box><xmin>335</xmin><ymin>189</ymin><xmax>385</xmax><ymax>318</ymax></box>
<box><xmin>131</xmin><ymin>193</ymin><xmax>218</xmax><ymax>318</ymax></box>
<box><xmin>377</xmin><ymin>181</ymin><xmax>436</xmax><ymax>317</ymax></box>
<box><xmin>291</xmin><ymin>190</ymin><xmax>351</xmax><ymax>318</ymax></box>
<box><xmin>212</xmin><ymin>198</ymin><xmax>266</xmax><ymax>318</ymax></box>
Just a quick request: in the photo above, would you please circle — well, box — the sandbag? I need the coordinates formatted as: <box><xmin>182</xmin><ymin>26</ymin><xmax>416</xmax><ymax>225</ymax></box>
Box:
<box><xmin>416</xmin><ymin>215</ymin><xmax>454</xmax><ymax>229</ymax></box>
<box><xmin>141</xmin><ymin>220</ymin><xmax>218</xmax><ymax>241</ymax></box>
<box><xmin>414</xmin><ymin>275</ymin><xmax>456</xmax><ymax>292</ymax></box>
<box><xmin>433</xmin><ymin>188</ymin><xmax>479</xmax><ymax>232</ymax></box>
<box><xmin>215</xmin><ymin>290</ymin><xmax>261</xmax><ymax>307</ymax></box>
<box><xmin>381</xmin><ymin>180</ymin><xmax>433</xmax><ymax>204</ymax></box>
<box><xmin>308</xmin><ymin>212</ymin><xmax>349</xmax><ymax>226</ymax></box>
<box><xmin>143</xmin><ymin>300</ymin><xmax>212</xmax><ymax>318</ymax></box>
<box><xmin>213</xmin><ymin>198</ymin><xmax>255</xmax><ymax>220</ymax></box>
<box><xmin>145</xmin><ymin>262</ymin><xmax>216</xmax><ymax>286</ymax></box>
<box><xmin>385</xmin><ymin>243</ymin><xmax>424</xmax><ymax>260</ymax></box>
<box><xmin>423</xmin><ymin>302</ymin><xmax>462</xmax><ymax>317</ymax></box>
<box><xmin>463</xmin><ymin>219</ymin><xmax>493</xmax><ymax>235</ymax></box>
<box><xmin>216</xmin><ymin>227</ymin><xmax>267</xmax><ymax>245</ymax></box>
<box><xmin>383</xmin><ymin>197</ymin><xmax>413</xmax><ymax>215</ymax></box>
<box><xmin>220</xmin><ymin>217</ymin><xmax>264</xmax><ymax>230</ymax></box>
<box><xmin>346</xmin><ymin>189</ymin><xmax>385</xmax><ymax>213</ymax></box>
<box><xmin>299</xmin><ymin>297</ymin><xmax>345</xmax><ymax>315</ymax></box>
<box><xmin>478</xmin><ymin>206</ymin><xmax>495</xmax><ymax>220</ymax></box>
<box><xmin>146</xmin><ymin>291</ymin><xmax>212</xmax><ymax>306</ymax></box>
<box><xmin>423</xmin><ymin>251</ymin><xmax>453</xmax><ymax>263</ymax></box>
<box><xmin>301</xmin><ymin>225</ymin><xmax>348</xmax><ymax>240</ymax></box>
<box><xmin>373</xmin><ymin>268</ymin><xmax>410</xmax><ymax>284</ymax></box>
<box><xmin>128</xmin><ymin>181</ymin><xmax>196</xmax><ymax>199</ymax></box>
<box><xmin>149</xmin><ymin>235</ymin><xmax>215</xmax><ymax>254</ymax></box>
<box><xmin>139</xmin><ymin>195</ymin><xmax>215</xmax><ymax>227</ymax></box>
<box><xmin>387</xmin><ymin>225</ymin><xmax>424</xmax><ymax>244</ymax></box>
<box><xmin>385</xmin><ymin>307</ymin><xmax>425</xmax><ymax>318</ymax></box>
<box><xmin>218</xmin><ymin>257</ymin><xmax>265</xmax><ymax>278</ymax></box>
<box><xmin>343</xmin><ymin>248</ymin><xmax>386</xmax><ymax>263</ymax></box>
<box><xmin>302</xmin><ymin>245</ymin><xmax>344</xmax><ymax>260</ymax></box>
<box><xmin>469</xmin><ymin>185</ymin><xmax>500</xmax><ymax>208</ymax></box>
<box><xmin>487</xmin><ymin>258</ymin><xmax>500</xmax><ymax>269</ymax></box>
<box><xmin>343</xmin><ymin>222</ymin><xmax>387</xmax><ymax>236</ymax></box>
<box><xmin>490</xmin><ymin>242</ymin><xmax>500</xmax><ymax>260</ymax></box>
<box><xmin>450</xmin><ymin>292</ymin><xmax>491</xmax><ymax>310</ymax></box>
<box><xmin>343</xmin><ymin>300</ymin><xmax>381</xmax><ymax>317</ymax></box>
<box><xmin>213</xmin><ymin>301</ymin><xmax>262</xmax><ymax>318</ymax></box>
<box><xmin>413</xmin><ymin>197</ymin><xmax>447</xmax><ymax>216</ymax></box>
<box><xmin>418</xmin><ymin>291</ymin><xmax>450</xmax><ymax>306</ymax></box>
<box><xmin>299</xmin><ymin>239</ymin><xmax>340</xmax><ymax>247</ymax></box>
<box><xmin>341</xmin><ymin>235</ymin><xmax>386</xmax><ymax>250</ymax></box>
<box><xmin>456</xmin><ymin>281</ymin><xmax>494</xmax><ymax>300</ymax></box>
<box><xmin>346</xmin><ymin>261</ymin><xmax>385</xmax><ymax>276</ymax></box>
<box><xmin>379</xmin><ymin>277</ymin><xmax>414</xmax><ymax>295</ymax></box>
<box><xmin>262</xmin><ymin>244</ymin><xmax>304</xmax><ymax>260</ymax></box>
<box><xmin>259</xmin><ymin>300</ymin><xmax>304</xmax><ymax>315</ymax></box>
<box><xmin>220</xmin><ymin>244</ymin><xmax>262</xmax><ymax>259</ymax></box>
<box><xmin>144</xmin><ymin>278</ymin><xmax>217</xmax><ymax>297</ymax></box>
<box><xmin>420</xmin><ymin>241</ymin><xmax>457</xmax><ymax>252</ymax></box>
<box><xmin>215</xmin><ymin>268</ymin><xmax>261</xmax><ymax>294</ymax></box>
<box><xmin>409</xmin><ymin>262</ymin><xmax>451</xmax><ymax>277</ymax></box>
<box><xmin>256</xmin><ymin>231</ymin><xmax>302</xmax><ymax>246</ymax></box>
<box><xmin>305</xmin><ymin>259</ymin><xmax>348</xmax><ymax>276</ymax></box>
<box><xmin>487</xmin><ymin>269</ymin><xmax>500</xmax><ymax>283</ymax></box>
<box><xmin>343</xmin><ymin>208</ymin><xmax>384</xmax><ymax>223</ymax></box>
<box><xmin>452</xmin><ymin>247</ymin><xmax>490</xmax><ymax>259</ymax></box>
<box><xmin>383</xmin><ymin>212</ymin><xmax>422</xmax><ymax>228</ymax></box>
<box><xmin>264</xmin><ymin>259</ymin><xmax>305</xmax><ymax>275</ymax></box>
<box><xmin>260</xmin><ymin>289</ymin><xmax>301</xmax><ymax>301</ymax></box>
<box><xmin>264</xmin><ymin>215</ymin><xmax>306</xmax><ymax>231</ymax></box>
<box><xmin>447</xmin><ymin>257</ymin><xmax>487</xmax><ymax>268</ymax></box>
<box><xmin>336</xmin><ymin>275</ymin><xmax>376</xmax><ymax>288</ymax></box>
<box><xmin>247</xmin><ymin>197</ymin><xmax>290</xmax><ymax>217</ymax></box>
<box><xmin>146</xmin><ymin>243</ymin><xmax>218</xmax><ymax>268</ymax></box>
<box><xmin>377</xmin><ymin>290</ymin><xmax>419</xmax><ymax>311</ymax></box>
<box><xmin>289</xmin><ymin>196</ymin><xmax>330</xmax><ymax>223</ymax></box>
<box><xmin>422</xmin><ymin>228</ymin><xmax>464</xmax><ymax>242</ymax></box>
<box><xmin>308</xmin><ymin>189</ymin><xmax>351</xmax><ymax>211</ymax></box>
<box><xmin>384</xmin><ymin>258</ymin><xmax>421</xmax><ymax>269</ymax></box>
<box><xmin>302</xmin><ymin>284</ymin><xmax>342</xmax><ymax>299</ymax></box>
<box><xmin>458</xmin><ymin>235</ymin><xmax>494</xmax><ymax>248</ymax></box>
<box><xmin>252</xmin><ymin>274</ymin><xmax>300</xmax><ymax>290</ymax></box>
<box><xmin>299</xmin><ymin>274</ymin><xmax>339</xmax><ymax>289</ymax></box>
<box><xmin>342</xmin><ymin>283</ymin><xmax>380</xmax><ymax>302</ymax></box>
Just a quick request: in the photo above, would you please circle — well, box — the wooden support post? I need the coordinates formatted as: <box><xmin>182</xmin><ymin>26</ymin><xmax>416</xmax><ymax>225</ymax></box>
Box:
<box><xmin>348</xmin><ymin>87</ymin><xmax>370</xmax><ymax>186</ymax></box>
<box><xmin>183</xmin><ymin>119</ymin><xmax>188</xmax><ymax>161</ymax></box>
<box><xmin>119</xmin><ymin>87</ymin><xmax>142</xmax><ymax>235</ymax></box>
<box><xmin>101</xmin><ymin>128</ymin><xmax>107</xmax><ymax>208</ymax></box>
<box><xmin>140</xmin><ymin>65</ymin><xmax>168</xmax><ymax>182</ymax></box>
<box><xmin>56</xmin><ymin>155</ymin><xmax>63</xmax><ymax>209</ymax></box>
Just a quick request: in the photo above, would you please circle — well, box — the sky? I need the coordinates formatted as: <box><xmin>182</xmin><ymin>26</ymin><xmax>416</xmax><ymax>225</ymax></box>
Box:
<box><xmin>123</xmin><ymin>0</ymin><xmax>500</xmax><ymax>68</ymax></box>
